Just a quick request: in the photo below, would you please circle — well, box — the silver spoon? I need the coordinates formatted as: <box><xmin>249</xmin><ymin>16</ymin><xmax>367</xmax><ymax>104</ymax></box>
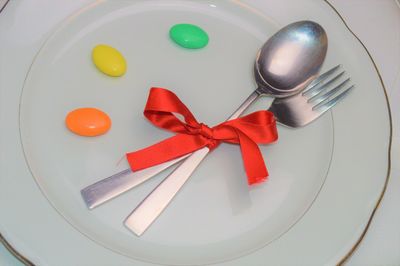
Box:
<box><xmin>123</xmin><ymin>20</ymin><xmax>328</xmax><ymax>236</ymax></box>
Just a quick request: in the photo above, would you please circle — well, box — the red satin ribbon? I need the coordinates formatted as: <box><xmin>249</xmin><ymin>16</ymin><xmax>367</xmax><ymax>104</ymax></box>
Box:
<box><xmin>126</xmin><ymin>87</ymin><xmax>278</xmax><ymax>185</ymax></box>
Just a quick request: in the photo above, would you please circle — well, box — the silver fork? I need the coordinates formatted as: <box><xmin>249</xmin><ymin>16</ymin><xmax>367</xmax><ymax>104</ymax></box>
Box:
<box><xmin>122</xmin><ymin>65</ymin><xmax>354</xmax><ymax>236</ymax></box>
<box><xmin>81</xmin><ymin>65</ymin><xmax>353</xmax><ymax>211</ymax></box>
<box><xmin>269</xmin><ymin>65</ymin><xmax>353</xmax><ymax>127</ymax></box>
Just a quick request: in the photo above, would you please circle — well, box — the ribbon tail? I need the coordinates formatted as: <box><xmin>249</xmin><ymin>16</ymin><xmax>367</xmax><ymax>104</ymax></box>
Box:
<box><xmin>236</xmin><ymin>130</ymin><xmax>269</xmax><ymax>185</ymax></box>
<box><xmin>126</xmin><ymin>134</ymin><xmax>208</xmax><ymax>171</ymax></box>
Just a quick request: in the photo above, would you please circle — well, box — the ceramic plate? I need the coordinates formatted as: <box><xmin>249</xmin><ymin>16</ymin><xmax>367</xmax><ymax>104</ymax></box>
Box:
<box><xmin>0</xmin><ymin>0</ymin><xmax>391</xmax><ymax>265</ymax></box>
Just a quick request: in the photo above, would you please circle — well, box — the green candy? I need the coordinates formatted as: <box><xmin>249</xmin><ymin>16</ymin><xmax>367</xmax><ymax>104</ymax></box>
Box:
<box><xmin>169</xmin><ymin>23</ymin><xmax>209</xmax><ymax>49</ymax></box>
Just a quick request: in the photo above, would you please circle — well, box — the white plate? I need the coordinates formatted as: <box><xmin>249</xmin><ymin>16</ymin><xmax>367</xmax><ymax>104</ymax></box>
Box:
<box><xmin>0</xmin><ymin>0</ymin><xmax>391</xmax><ymax>265</ymax></box>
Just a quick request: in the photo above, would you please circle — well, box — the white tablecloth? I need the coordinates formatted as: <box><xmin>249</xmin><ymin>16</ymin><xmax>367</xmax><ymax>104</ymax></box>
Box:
<box><xmin>1</xmin><ymin>0</ymin><xmax>399</xmax><ymax>265</ymax></box>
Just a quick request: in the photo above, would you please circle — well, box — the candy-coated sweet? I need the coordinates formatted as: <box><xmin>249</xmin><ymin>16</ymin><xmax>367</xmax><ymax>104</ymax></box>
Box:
<box><xmin>66</xmin><ymin>107</ymin><xmax>111</xmax><ymax>137</ymax></box>
<box><xmin>169</xmin><ymin>24</ymin><xmax>209</xmax><ymax>49</ymax></box>
<box><xmin>92</xmin><ymin>44</ymin><xmax>126</xmax><ymax>77</ymax></box>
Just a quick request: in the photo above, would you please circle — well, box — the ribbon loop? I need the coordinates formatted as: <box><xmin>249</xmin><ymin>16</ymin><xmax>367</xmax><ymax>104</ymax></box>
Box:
<box><xmin>126</xmin><ymin>87</ymin><xmax>278</xmax><ymax>185</ymax></box>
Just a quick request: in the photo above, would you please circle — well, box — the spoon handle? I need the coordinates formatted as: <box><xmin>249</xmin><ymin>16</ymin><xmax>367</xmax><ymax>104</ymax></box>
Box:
<box><xmin>81</xmin><ymin>156</ymin><xmax>189</xmax><ymax>209</ymax></box>
<box><xmin>124</xmin><ymin>90</ymin><xmax>261</xmax><ymax>236</ymax></box>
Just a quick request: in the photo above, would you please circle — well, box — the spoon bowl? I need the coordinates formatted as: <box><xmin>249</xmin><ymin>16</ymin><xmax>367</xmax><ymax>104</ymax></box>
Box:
<box><xmin>255</xmin><ymin>20</ymin><xmax>328</xmax><ymax>97</ymax></box>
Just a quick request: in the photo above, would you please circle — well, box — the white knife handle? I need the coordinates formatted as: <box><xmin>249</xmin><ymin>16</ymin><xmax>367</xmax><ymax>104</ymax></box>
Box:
<box><xmin>124</xmin><ymin>147</ymin><xmax>210</xmax><ymax>236</ymax></box>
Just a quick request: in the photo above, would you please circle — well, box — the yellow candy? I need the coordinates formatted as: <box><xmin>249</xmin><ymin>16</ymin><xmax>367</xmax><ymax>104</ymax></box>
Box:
<box><xmin>92</xmin><ymin>44</ymin><xmax>127</xmax><ymax>77</ymax></box>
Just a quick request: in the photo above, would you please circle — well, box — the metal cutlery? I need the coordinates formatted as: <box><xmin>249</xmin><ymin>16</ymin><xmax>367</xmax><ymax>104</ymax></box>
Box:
<box><xmin>124</xmin><ymin>64</ymin><xmax>354</xmax><ymax>235</ymax></box>
<box><xmin>82</xmin><ymin>20</ymin><xmax>328</xmax><ymax>210</ymax></box>
<box><xmin>81</xmin><ymin>64</ymin><xmax>344</xmax><ymax>210</ymax></box>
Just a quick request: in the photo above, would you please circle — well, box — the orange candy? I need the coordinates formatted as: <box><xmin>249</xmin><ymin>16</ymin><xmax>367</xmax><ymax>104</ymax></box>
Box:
<box><xmin>65</xmin><ymin>107</ymin><xmax>111</xmax><ymax>137</ymax></box>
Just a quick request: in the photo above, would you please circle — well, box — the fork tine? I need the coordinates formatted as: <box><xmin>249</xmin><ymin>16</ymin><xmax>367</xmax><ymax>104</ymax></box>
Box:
<box><xmin>313</xmin><ymin>85</ymin><xmax>355</xmax><ymax>112</ymax></box>
<box><xmin>308</xmin><ymin>78</ymin><xmax>351</xmax><ymax>104</ymax></box>
<box><xmin>302</xmin><ymin>64</ymin><xmax>341</xmax><ymax>94</ymax></box>
<box><xmin>303</xmin><ymin>70</ymin><xmax>345</xmax><ymax>98</ymax></box>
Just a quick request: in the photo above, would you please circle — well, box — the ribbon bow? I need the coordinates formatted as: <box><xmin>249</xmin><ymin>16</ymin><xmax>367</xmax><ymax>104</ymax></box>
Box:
<box><xmin>126</xmin><ymin>87</ymin><xmax>278</xmax><ymax>185</ymax></box>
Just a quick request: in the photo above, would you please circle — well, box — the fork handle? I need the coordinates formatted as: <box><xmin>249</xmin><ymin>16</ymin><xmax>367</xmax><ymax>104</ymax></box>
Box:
<box><xmin>124</xmin><ymin>147</ymin><xmax>210</xmax><ymax>235</ymax></box>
